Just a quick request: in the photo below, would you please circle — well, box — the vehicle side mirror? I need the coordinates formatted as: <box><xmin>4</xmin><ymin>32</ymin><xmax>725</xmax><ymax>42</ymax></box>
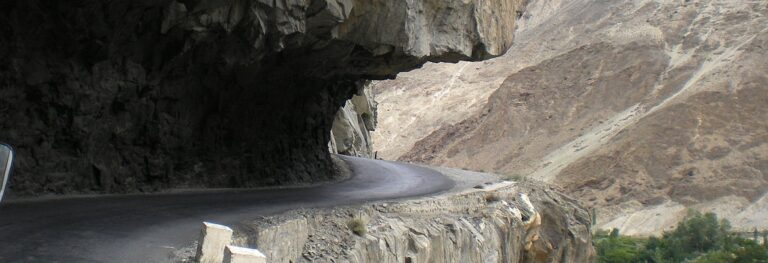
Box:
<box><xmin>0</xmin><ymin>144</ymin><xmax>13</xmax><ymax>203</ymax></box>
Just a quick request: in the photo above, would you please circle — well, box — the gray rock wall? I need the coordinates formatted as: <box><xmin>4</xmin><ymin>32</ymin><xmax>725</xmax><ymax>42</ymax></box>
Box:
<box><xmin>330</xmin><ymin>83</ymin><xmax>377</xmax><ymax>158</ymax></box>
<box><xmin>0</xmin><ymin>0</ymin><xmax>525</xmax><ymax>195</ymax></box>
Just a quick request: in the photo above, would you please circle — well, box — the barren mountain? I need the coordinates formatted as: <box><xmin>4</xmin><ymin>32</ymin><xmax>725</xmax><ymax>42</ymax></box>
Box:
<box><xmin>375</xmin><ymin>0</ymin><xmax>768</xmax><ymax>235</ymax></box>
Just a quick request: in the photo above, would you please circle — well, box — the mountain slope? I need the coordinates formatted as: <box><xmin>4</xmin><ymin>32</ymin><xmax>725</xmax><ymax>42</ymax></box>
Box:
<box><xmin>377</xmin><ymin>0</ymin><xmax>768</xmax><ymax>235</ymax></box>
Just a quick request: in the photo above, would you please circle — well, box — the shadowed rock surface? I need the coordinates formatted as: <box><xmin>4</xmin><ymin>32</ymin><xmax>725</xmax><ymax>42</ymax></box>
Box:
<box><xmin>0</xmin><ymin>0</ymin><xmax>526</xmax><ymax>196</ymax></box>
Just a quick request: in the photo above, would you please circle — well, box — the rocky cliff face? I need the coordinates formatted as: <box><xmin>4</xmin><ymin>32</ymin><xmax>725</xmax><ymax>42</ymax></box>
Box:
<box><xmin>376</xmin><ymin>0</ymin><xmax>768</xmax><ymax>234</ymax></box>
<box><xmin>208</xmin><ymin>172</ymin><xmax>594</xmax><ymax>263</ymax></box>
<box><xmin>0</xmin><ymin>0</ymin><xmax>525</xmax><ymax>196</ymax></box>
<box><xmin>329</xmin><ymin>83</ymin><xmax>377</xmax><ymax>158</ymax></box>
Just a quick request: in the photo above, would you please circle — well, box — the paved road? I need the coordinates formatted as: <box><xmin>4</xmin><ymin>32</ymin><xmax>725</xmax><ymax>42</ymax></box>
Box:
<box><xmin>0</xmin><ymin>155</ymin><xmax>454</xmax><ymax>262</ymax></box>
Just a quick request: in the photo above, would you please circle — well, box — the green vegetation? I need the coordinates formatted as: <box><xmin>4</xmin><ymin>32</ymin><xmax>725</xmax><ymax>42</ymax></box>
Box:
<box><xmin>595</xmin><ymin>228</ymin><xmax>647</xmax><ymax>262</ymax></box>
<box><xmin>595</xmin><ymin>211</ymin><xmax>768</xmax><ymax>263</ymax></box>
<box><xmin>348</xmin><ymin>218</ymin><xmax>367</xmax><ymax>236</ymax></box>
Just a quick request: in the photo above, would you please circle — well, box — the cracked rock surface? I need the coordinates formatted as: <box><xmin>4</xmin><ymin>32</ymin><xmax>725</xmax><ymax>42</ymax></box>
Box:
<box><xmin>175</xmin><ymin>168</ymin><xmax>594</xmax><ymax>263</ymax></box>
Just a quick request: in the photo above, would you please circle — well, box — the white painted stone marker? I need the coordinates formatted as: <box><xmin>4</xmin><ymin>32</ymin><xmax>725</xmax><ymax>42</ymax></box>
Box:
<box><xmin>196</xmin><ymin>222</ymin><xmax>234</xmax><ymax>263</ymax></box>
<box><xmin>223</xmin><ymin>245</ymin><xmax>267</xmax><ymax>263</ymax></box>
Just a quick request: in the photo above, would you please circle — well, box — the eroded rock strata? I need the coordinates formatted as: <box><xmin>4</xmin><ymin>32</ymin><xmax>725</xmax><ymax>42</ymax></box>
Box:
<box><xmin>205</xmin><ymin>180</ymin><xmax>594</xmax><ymax>263</ymax></box>
<box><xmin>0</xmin><ymin>0</ymin><xmax>525</xmax><ymax>195</ymax></box>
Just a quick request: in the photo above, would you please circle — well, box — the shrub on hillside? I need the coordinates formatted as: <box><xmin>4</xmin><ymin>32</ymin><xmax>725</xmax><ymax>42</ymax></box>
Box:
<box><xmin>348</xmin><ymin>218</ymin><xmax>367</xmax><ymax>236</ymax></box>
<box><xmin>485</xmin><ymin>193</ymin><xmax>501</xmax><ymax>203</ymax></box>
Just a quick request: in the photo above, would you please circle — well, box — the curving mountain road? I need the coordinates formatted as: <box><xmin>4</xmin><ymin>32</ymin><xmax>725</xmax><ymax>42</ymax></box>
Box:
<box><xmin>0</xmin><ymin>155</ymin><xmax>455</xmax><ymax>263</ymax></box>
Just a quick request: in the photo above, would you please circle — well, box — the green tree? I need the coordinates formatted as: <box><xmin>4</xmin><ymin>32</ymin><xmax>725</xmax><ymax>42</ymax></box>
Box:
<box><xmin>651</xmin><ymin>211</ymin><xmax>731</xmax><ymax>261</ymax></box>
<box><xmin>692</xmin><ymin>250</ymin><xmax>735</xmax><ymax>263</ymax></box>
<box><xmin>595</xmin><ymin>228</ymin><xmax>645</xmax><ymax>263</ymax></box>
<box><xmin>731</xmin><ymin>238</ymin><xmax>768</xmax><ymax>263</ymax></box>
<box><xmin>597</xmin><ymin>211</ymin><xmax>768</xmax><ymax>263</ymax></box>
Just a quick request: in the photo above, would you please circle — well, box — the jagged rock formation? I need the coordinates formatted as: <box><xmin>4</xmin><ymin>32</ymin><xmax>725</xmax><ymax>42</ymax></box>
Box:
<box><xmin>376</xmin><ymin>0</ymin><xmax>768</xmax><ymax>234</ymax></box>
<box><xmin>0</xmin><ymin>0</ymin><xmax>525</xmax><ymax>195</ymax></box>
<box><xmin>216</xmin><ymin>177</ymin><xmax>594</xmax><ymax>263</ymax></box>
<box><xmin>329</xmin><ymin>83</ymin><xmax>377</xmax><ymax>158</ymax></box>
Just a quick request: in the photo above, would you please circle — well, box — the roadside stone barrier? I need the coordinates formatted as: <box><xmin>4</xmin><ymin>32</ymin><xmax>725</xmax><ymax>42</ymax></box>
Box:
<box><xmin>195</xmin><ymin>222</ymin><xmax>268</xmax><ymax>263</ymax></box>
<box><xmin>196</xmin><ymin>222</ymin><xmax>234</xmax><ymax>263</ymax></box>
<box><xmin>224</xmin><ymin>245</ymin><xmax>267</xmax><ymax>263</ymax></box>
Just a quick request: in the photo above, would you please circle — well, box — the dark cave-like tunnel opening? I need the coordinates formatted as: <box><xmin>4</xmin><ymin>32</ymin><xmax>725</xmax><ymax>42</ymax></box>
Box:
<box><xmin>2</xmin><ymin>55</ymin><xmax>361</xmax><ymax>195</ymax></box>
<box><xmin>0</xmin><ymin>0</ymin><xmax>519</xmax><ymax>196</ymax></box>
<box><xmin>0</xmin><ymin>1</ymin><xmax>363</xmax><ymax>195</ymax></box>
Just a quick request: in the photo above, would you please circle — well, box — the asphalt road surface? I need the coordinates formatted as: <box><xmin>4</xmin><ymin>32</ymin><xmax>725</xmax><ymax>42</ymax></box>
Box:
<box><xmin>0</xmin><ymin>155</ymin><xmax>454</xmax><ymax>262</ymax></box>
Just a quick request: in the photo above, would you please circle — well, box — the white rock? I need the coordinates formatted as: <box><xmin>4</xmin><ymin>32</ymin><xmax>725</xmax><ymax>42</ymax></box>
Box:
<box><xmin>196</xmin><ymin>222</ymin><xmax>234</xmax><ymax>263</ymax></box>
<box><xmin>223</xmin><ymin>246</ymin><xmax>267</xmax><ymax>263</ymax></box>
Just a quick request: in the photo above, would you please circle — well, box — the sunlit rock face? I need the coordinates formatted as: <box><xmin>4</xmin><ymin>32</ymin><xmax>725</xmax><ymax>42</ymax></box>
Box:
<box><xmin>330</xmin><ymin>83</ymin><xmax>377</xmax><ymax>158</ymax></box>
<box><xmin>380</xmin><ymin>0</ymin><xmax>768</xmax><ymax>234</ymax></box>
<box><xmin>0</xmin><ymin>0</ymin><xmax>524</xmax><ymax>195</ymax></box>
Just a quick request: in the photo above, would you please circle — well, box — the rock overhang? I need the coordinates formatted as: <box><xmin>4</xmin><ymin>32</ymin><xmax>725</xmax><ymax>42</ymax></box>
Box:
<box><xmin>0</xmin><ymin>0</ymin><xmax>525</xmax><ymax>195</ymax></box>
<box><xmin>161</xmin><ymin>0</ymin><xmax>521</xmax><ymax>80</ymax></box>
